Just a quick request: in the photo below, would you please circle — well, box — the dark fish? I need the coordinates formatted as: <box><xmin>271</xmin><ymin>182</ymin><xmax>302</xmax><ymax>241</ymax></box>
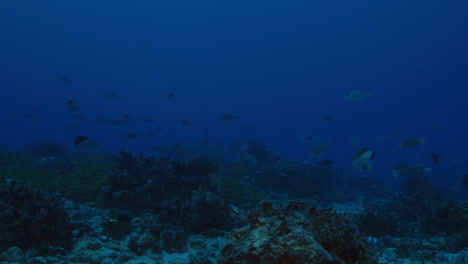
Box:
<box><xmin>220</xmin><ymin>114</ymin><xmax>240</xmax><ymax>122</ymax></box>
<box><xmin>430</xmin><ymin>153</ymin><xmax>439</xmax><ymax>164</ymax></box>
<box><xmin>321</xmin><ymin>115</ymin><xmax>334</xmax><ymax>121</ymax></box>
<box><xmin>125</xmin><ymin>132</ymin><xmax>137</xmax><ymax>139</ymax></box>
<box><xmin>316</xmin><ymin>160</ymin><xmax>333</xmax><ymax>166</ymax></box>
<box><xmin>399</xmin><ymin>137</ymin><xmax>424</xmax><ymax>148</ymax></box>
<box><xmin>392</xmin><ymin>164</ymin><xmax>431</xmax><ymax>177</ymax></box>
<box><xmin>301</xmin><ymin>136</ymin><xmax>316</xmax><ymax>142</ymax></box>
<box><xmin>73</xmin><ymin>136</ymin><xmax>88</xmax><ymax>146</ymax></box>
<box><xmin>463</xmin><ymin>175</ymin><xmax>468</xmax><ymax>185</ymax></box>
<box><xmin>180</xmin><ymin>119</ymin><xmax>193</xmax><ymax>126</ymax></box>
<box><xmin>120</xmin><ymin>113</ymin><xmax>131</xmax><ymax>120</ymax></box>
<box><xmin>109</xmin><ymin>120</ymin><xmax>129</xmax><ymax>126</ymax></box>
<box><xmin>99</xmin><ymin>91</ymin><xmax>120</xmax><ymax>100</ymax></box>
<box><xmin>57</xmin><ymin>75</ymin><xmax>72</xmax><ymax>85</ymax></box>
<box><xmin>65</xmin><ymin>100</ymin><xmax>80</xmax><ymax>111</ymax></box>
<box><xmin>74</xmin><ymin>138</ymin><xmax>99</xmax><ymax>150</ymax></box>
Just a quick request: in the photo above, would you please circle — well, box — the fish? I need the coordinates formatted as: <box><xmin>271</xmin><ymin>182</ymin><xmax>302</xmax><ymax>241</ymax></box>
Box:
<box><xmin>240</xmin><ymin>124</ymin><xmax>255</xmax><ymax>131</ymax></box>
<box><xmin>57</xmin><ymin>75</ymin><xmax>72</xmax><ymax>85</ymax></box>
<box><xmin>220</xmin><ymin>114</ymin><xmax>240</xmax><ymax>122</ymax></box>
<box><xmin>125</xmin><ymin>132</ymin><xmax>138</xmax><ymax>139</ymax></box>
<box><xmin>120</xmin><ymin>113</ymin><xmax>131</xmax><ymax>120</ymax></box>
<box><xmin>392</xmin><ymin>164</ymin><xmax>431</xmax><ymax>178</ymax></box>
<box><xmin>344</xmin><ymin>90</ymin><xmax>375</xmax><ymax>101</ymax></box>
<box><xmin>152</xmin><ymin>142</ymin><xmax>239</xmax><ymax>161</ymax></box>
<box><xmin>315</xmin><ymin>160</ymin><xmax>333</xmax><ymax>166</ymax></box>
<box><xmin>310</xmin><ymin>143</ymin><xmax>329</xmax><ymax>158</ymax></box>
<box><xmin>352</xmin><ymin>147</ymin><xmax>375</xmax><ymax>171</ymax></box>
<box><xmin>463</xmin><ymin>175</ymin><xmax>468</xmax><ymax>185</ymax></box>
<box><xmin>430</xmin><ymin>153</ymin><xmax>439</xmax><ymax>164</ymax></box>
<box><xmin>399</xmin><ymin>137</ymin><xmax>425</xmax><ymax>148</ymax></box>
<box><xmin>179</xmin><ymin>119</ymin><xmax>193</xmax><ymax>126</ymax></box>
<box><xmin>65</xmin><ymin>100</ymin><xmax>80</xmax><ymax>111</ymax></box>
<box><xmin>321</xmin><ymin>115</ymin><xmax>334</xmax><ymax>121</ymax></box>
<box><xmin>99</xmin><ymin>91</ymin><xmax>120</xmax><ymax>100</ymax></box>
<box><xmin>301</xmin><ymin>136</ymin><xmax>317</xmax><ymax>143</ymax></box>
<box><xmin>73</xmin><ymin>136</ymin><xmax>88</xmax><ymax>146</ymax></box>
<box><xmin>164</xmin><ymin>92</ymin><xmax>175</xmax><ymax>98</ymax></box>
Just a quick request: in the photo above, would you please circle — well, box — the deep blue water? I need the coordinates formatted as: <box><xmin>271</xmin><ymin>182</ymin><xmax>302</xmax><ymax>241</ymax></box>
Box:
<box><xmin>1</xmin><ymin>0</ymin><xmax>467</xmax><ymax>194</ymax></box>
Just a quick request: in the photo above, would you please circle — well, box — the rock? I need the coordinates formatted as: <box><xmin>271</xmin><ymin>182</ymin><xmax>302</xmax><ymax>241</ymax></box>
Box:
<box><xmin>0</xmin><ymin>247</ymin><xmax>25</xmax><ymax>263</ymax></box>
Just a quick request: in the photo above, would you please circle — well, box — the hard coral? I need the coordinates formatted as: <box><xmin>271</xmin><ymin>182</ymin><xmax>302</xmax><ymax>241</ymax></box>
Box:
<box><xmin>103</xmin><ymin>151</ymin><xmax>232</xmax><ymax>234</ymax></box>
<box><xmin>219</xmin><ymin>201</ymin><xmax>369</xmax><ymax>264</ymax></box>
<box><xmin>310</xmin><ymin>207</ymin><xmax>368</xmax><ymax>264</ymax></box>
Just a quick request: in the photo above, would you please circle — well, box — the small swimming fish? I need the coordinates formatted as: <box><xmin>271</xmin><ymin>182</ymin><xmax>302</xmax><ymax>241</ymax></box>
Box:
<box><xmin>392</xmin><ymin>164</ymin><xmax>431</xmax><ymax>178</ymax></box>
<box><xmin>179</xmin><ymin>119</ymin><xmax>193</xmax><ymax>126</ymax></box>
<box><xmin>315</xmin><ymin>160</ymin><xmax>333</xmax><ymax>166</ymax></box>
<box><xmin>99</xmin><ymin>91</ymin><xmax>120</xmax><ymax>100</ymax></box>
<box><xmin>310</xmin><ymin>143</ymin><xmax>329</xmax><ymax>158</ymax></box>
<box><xmin>221</xmin><ymin>114</ymin><xmax>240</xmax><ymax>122</ymax></box>
<box><xmin>430</xmin><ymin>152</ymin><xmax>439</xmax><ymax>164</ymax></box>
<box><xmin>57</xmin><ymin>75</ymin><xmax>72</xmax><ymax>85</ymax></box>
<box><xmin>345</xmin><ymin>90</ymin><xmax>375</xmax><ymax>101</ymax></box>
<box><xmin>399</xmin><ymin>137</ymin><xmax>425</xmax><ymax>148</ymax></box>
<box><xmin>352</xmin><ymin>147</ymin><xmax>375</xmax><ymax>171</ymax></box>
<box><xmin>65</xmin><ymin>100</ymin><xmax>80</xmax><ymax>111</ymax></box>
<box><xmin>73</xmin><ymin>136</ymin><xmax>88</xmax><ymax>146</ymax></box>
<box><xmin>301</xmin><ymin>136</ymin><xmax>316</xmax><ymax>143</ymax></box>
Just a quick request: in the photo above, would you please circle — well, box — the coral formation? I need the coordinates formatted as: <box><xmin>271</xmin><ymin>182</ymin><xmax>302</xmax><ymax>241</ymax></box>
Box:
<box><xmin>0</xmin><ymin>179</ymin><xmax>72</xmax><ymax>254</ymax></box>
<box><xmin>103</xmin><ymin>150</ymin><xmax>232</xmax><ymax>235</ymax></box>
<box><xmin>219</xmin><ymin>201</ymin><xmax>369</xmax><ymax>264</ymax></box>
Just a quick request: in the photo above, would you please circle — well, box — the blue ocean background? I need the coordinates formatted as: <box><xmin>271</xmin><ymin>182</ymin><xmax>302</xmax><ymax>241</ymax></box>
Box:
<box><xmin>1</xmin><ymin>0</ymin><xmax>467</xmax><ymax>194</ymax></box>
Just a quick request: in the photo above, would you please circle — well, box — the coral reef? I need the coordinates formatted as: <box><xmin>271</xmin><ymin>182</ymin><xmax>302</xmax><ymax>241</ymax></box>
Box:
<box><xmin>102</xmin><ymin>151</ymin><xmax>232</xmax><ymax>235</ymax></box>
<box><xmin>219</xmin><ymin>201</ymin><xmax>369</xmax><ymax>264</ymax></box>
<box><xmin>0</xmin><ymin>179</ymin><xmax>72</xmax><ymax>254</ymax></box>
<box><xmin>361</xmin><ymin>174</ymin><xmax>468</xmax><ymax>255</ymax></box>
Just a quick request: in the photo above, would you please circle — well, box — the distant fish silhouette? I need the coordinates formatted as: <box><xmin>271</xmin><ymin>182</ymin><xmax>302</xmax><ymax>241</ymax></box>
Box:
<box><xmin>221</xmin><ymin>114</ymin><xmax>240</xmax><ymax>122</ymax></box>
<box><xmin>430</xmin><ymin>152</ymin><xmax>439</xmax><ymax>164</ymax></box>
<box><xmin>399</xmin><ymin>137</ymin><xmax>425</xmax><ymax>148</ymax></box>
<box><xmin>345</xmin><ymin>90</ymin><xmax>375</xmax><ymax>101</ymax></box>
<box><xmin>73</xmin><ymin>136</ymin><xmax>88</xmax><ymax>146</ymax></box>
<box><xmin>57</xmin><ymin>75</ymin><xmax>72</xmax><ymax>85</ymax></box>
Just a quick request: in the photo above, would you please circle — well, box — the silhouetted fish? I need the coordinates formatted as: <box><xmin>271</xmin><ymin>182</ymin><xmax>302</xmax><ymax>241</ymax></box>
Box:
<box><xmin>57</xmin><ymin>75</ymin><xmax>72</xmax><ymax>85</ymax></box>
<box><xmin>73</xmin><ymin>136</ymin><xmax>88</xmax><ymax>146</ymax></box>
<box><xmin>430</xmin><ymin>153</ymin><xmax>439</xmax><ymax>164</ymax></box>
<box><xmin>221</xmin><ymin>114</ymin><xmax>240</xmax><ymax>122</ymax></box>
<box><xmin>399</xmin><ymin>137</ymin><xmax>425</xmax><ymax>148</ymax></box>
<box><xmin>344</xmin><ymin>90</ymin><xmax>375</xmax><ymax>101</ymax></box>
